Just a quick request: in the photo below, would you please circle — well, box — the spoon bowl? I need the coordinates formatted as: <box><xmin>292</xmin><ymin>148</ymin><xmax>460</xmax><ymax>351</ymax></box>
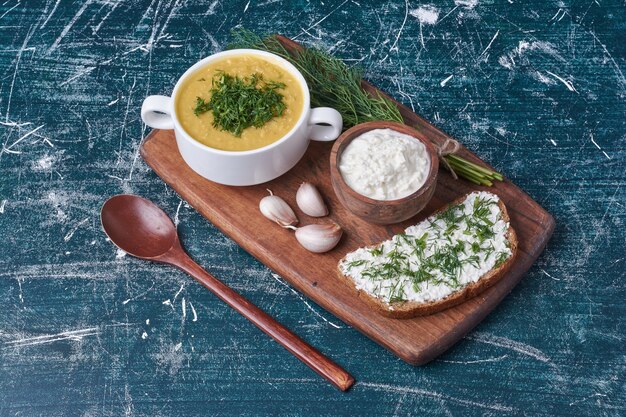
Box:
<box><xmin>101</xmin><ymin>195</ymin><xmax>177</xmax><ymax>259</ymax></box>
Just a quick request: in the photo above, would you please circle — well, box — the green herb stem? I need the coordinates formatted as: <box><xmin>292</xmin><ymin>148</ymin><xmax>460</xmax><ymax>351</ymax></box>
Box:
<box><xmin>447</xmin><ymin>154</ymin><xmax>503</xmax><ymax>181</ymax></box>
<box><xmin>446</xmin><ymin>160</ymin><xmax>494</xmax><ymax>186</ymax></box>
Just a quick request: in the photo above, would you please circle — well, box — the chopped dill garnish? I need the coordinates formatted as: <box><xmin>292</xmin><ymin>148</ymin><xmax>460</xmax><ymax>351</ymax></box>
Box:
<box><xmin>346</xmin><ymin>259</ymin><xmax>367</xmax><ymax>269</ymax></box>
<box><xmin>473</xmin><ymin>197</ymin><xmax>496</xmax><ymax>225</ymax></box>
<box><xmin>483</xmin><ymin>242</ymin><xmax>496</xmax><ymax>259</ymax></box>
<box><xmin>494</xmin><ymin>251</ymin><xmax>510</xmax><ymax>268</ymax></box>
<box><xmin>463</xmin><ymin>255</ymin><xmax>480</xmax><ymax>268</ymax></box>
<box><xmin>471</xmin><ymin>242</ymin><xmax>481</xmax><ymax>253</ymax></box>
<box><xmin>405</xmin><ymin>232</ymin><xmax>429</xmax><ymax>259</ymax></box>
<box><xmin>370</xmin><ymin>246</ymin><xmax>384</xmax><ymax>257</ymax></box>
<box><xmin>194</xmin><ymin>71</ymin><xmax>286</xmax><ymax>136</ymax></box>
<box><xmin>387</xmin><ymin>278</ymin><xmax>407</xmax><ymax>303</ymax></box>
<box><xmin>467</xmin><ymin>220</ymin><xmax>496</xmax><ymax>243</ymax></box>
<box><xmin>436</xmin><ymin>204</ymin><xmax>464</xmax><ymax>224</ymax></box>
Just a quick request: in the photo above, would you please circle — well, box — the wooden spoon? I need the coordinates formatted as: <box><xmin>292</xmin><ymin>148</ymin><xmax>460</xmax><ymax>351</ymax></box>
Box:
<box><xmin>100</xmin><ymin>194</ymin><xmax>354</xmax><ymax>391</ymax></box>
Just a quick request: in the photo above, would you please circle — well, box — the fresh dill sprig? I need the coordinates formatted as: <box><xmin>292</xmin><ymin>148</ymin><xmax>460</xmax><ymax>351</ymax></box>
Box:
<box><xmin>228</xmin><ymin>28</ymin><xmax>504</xmax><ymax>186</ymax></box>
<box><xmin>194</xmin><ymin>71</ymin><xmax>286</xmax><ymax>136</ymax></box>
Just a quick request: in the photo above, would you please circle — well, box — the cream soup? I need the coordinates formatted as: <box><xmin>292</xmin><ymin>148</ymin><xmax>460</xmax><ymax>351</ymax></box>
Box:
<box><xmin>176</xmin><ymin>54</ymin><xmax>304</xmax><ymax>151</ymax></box>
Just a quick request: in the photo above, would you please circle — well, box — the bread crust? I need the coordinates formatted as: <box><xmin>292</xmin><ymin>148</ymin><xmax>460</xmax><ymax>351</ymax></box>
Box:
<box><xmin>337</xmin><ymin>193</ymin><xmax>518</xmax><ymax>319</ymax></box>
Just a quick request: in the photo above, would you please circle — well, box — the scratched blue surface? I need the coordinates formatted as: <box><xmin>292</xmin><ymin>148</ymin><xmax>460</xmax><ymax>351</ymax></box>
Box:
<box><xmin>0</xmin><ymin>1</ymin><xmax>624</xmax><ymax>416</ymax></box>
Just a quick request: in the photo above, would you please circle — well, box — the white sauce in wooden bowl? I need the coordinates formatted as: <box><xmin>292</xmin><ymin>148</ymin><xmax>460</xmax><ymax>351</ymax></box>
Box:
<box><xmin>338</xmin><ymin>128</ymin><xmax>431</xmax><ymax>200</ymax></box>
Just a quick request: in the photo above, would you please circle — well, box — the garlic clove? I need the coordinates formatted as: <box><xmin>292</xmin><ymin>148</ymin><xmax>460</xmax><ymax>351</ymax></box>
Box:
<box><xmin>294</xmin><ymin>223</ymin><xmax>342</xmax><ymax>253</ymax></box>
<box><xmin>296</xmin><ymin>182</ymin><xmax>329</xmax><ymax>217</ymax></box>
<box><xmin>259</xmin><ymin>189</ymin><xmax>298</xmax><ymax>227</ymax></box>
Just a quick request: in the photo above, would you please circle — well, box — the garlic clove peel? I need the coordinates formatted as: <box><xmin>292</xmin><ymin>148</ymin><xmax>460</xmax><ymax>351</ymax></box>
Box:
<box><xmin>259</xmin><ymin>189</ymin><xmax>298</xmax><ymax>227</ymax></box>
<box><xmin>296</xmin><ymin>182</ymin><xmax>329</xmax><ymax>217</ymax></box>
<box><xmin>294</xmin><ymin>223</ymin><xmax>342</xmax><ymax>253</ymax></box>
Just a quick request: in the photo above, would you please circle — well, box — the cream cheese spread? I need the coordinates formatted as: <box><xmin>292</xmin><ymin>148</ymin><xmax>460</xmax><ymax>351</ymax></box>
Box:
<box><xmin>339</xmin><ymin>192</ymin><xmax>512</xmax><ymax>305</ymax></box>
<box><xmin>338</xmin><ymin>128</ymin><xmax>430</xmax><ymax>200</ymax></box>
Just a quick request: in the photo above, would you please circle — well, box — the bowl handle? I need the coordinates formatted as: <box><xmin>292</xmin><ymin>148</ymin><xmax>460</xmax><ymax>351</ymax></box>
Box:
<box><xmin>308</xmin><ymin>107</ymin><xmax>343</xmax><ymax>142</ymax></box>
<box><xmin>141</xmin><ymin>95</ymin><xmax>174</xmax><ymax>130</ymax></box>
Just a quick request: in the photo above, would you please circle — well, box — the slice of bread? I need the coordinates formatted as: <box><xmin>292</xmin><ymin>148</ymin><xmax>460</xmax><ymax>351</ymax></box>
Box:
<box><xmin>337</xmin><ymin>192</ymin><xmax>517</xmax><ymax>319</ymax></box>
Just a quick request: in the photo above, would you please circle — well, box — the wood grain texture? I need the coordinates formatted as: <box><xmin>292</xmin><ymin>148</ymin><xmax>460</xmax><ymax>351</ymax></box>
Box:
<box><xmin>0</xmin><ymin>1</ymin><xmax>624</xmax><ymax>416</ymax></box>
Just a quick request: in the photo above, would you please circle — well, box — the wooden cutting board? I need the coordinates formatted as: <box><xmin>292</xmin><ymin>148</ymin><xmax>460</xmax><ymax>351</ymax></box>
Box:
<box><xmin>139</xmin><ymin>37</ymin><xmax>555</xmax><ymax>365</ymax></box>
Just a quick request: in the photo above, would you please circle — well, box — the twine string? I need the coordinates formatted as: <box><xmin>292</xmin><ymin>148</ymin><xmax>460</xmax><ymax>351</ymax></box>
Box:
<box><xmin>437</xmin><ymin>138</ymin><xmax>462</xmax><ymax>179</ymax></box>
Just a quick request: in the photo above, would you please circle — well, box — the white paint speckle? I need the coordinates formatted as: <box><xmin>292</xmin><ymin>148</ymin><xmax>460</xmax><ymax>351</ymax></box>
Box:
<box><xmin>173</xmin><ymin>200</ymin><xmax>183</xmax><ymax>226</ymax></box>
<box><xmin>495</xmin><ymin>126</ymin><xmax>508</xmax><ymax>136</ymax></box>
<box><xmin>498</xmin><ymin>55</ymin><xmax>513</xmax><ymax>69</ymax></box>
<box><xmin>545</xmin><ymin>70</ymin><xmax>578</xmax><ymax>93</ymax></box>
<box><xmin>478</xmin><ymin>30</ymin><xmax>499</xmax><ymax>60</ymax></box>
<box><xmin>115</xmin><ymin>248</ymin><xmax>127</xmax><ymax>259</ymax></box>
<box><xmin>63</xmin><ymin>217</ymin><xmax>89</xmax><ymax>242</ymax></box>
<box><xmin>468</xmin><ymin>332</ymin><xmax>552</xmax><ymax>363</ymax></box>
<box><xmin>33</xmin><ymin>154</ymin><xmax>55</xmax><ymax>171</ymax></box>
<box><xmin>440</xmin><ymin>75</ymin><xmax>454</xmax><ymax>87</ymax></box>
<box><xmin>189</xmin><ymin>302</ymin><xmax>198</xmax><ymax>322</ymax></box>
<box><xmin>204</xmin><ymin>0</ymin><xmax>220</xmax><ymax>15</ymax></box>
<box><xmin>16</xmin><ymin>278</ymin><xmax>23</xmax><ymax>303</ymax></box>
<box><xmin>47</xmin><ymin>191</ymin><xmax>68</xmax><ymax>222</ymax></box>
<box><xmin>141</xmin><ymin>332</ymin><xmax>148</xmax><ymax>339</ymax></box>
<box><xmin>410</xmin><ymin>5</ymin><xmax>439</xmax><ymax>25</ymax></box>
<box><xmin>271</xmin><ymin>274</ymin><xmax>343</xmax><ymax>329</ymax></box>
<box><xmin>590</xmin><ymin>133</ymin><xmax>611</xmax><ymax>160</ymax></box>
<box><xmin>5</xmin><ymin>327</ymin><xmax>100</xmax><ymax>348</ymax></box>
<box><xmin>531</xmin><ymin>70</ymin><xmax>557</xmax><ymax>86</ymax></box>
<box><xmin>499</xmin><ymin>40</ymin><xmax>563</xmax><ymax>73</ymax></box>
<box><xmin>173</xmin><ymin>284</ymin><xmax>184</xmax><ymax>301</ymax></box>
<box><xmin>454</xmin><ymin>0</ymin><xmax>478</xmax><ymax>9</ymax></box>
<box><xmin>516</xmin><ymin>40</ymin><xmax>530</xmax><ymax>55</ymax></box>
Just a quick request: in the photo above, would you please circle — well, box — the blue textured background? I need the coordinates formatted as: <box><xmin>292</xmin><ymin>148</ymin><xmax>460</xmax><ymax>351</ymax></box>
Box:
<box><xmin>1</xmin><ymin>1</ymin><xmax>624</xmax><ymax>415</ymax></box>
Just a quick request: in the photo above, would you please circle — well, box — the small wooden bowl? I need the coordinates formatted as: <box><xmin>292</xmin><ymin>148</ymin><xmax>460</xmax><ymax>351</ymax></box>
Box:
<box><xmin>330</xmin><ymin>121</ymin><xmax>439</xmax><ymax>225</ymax></box>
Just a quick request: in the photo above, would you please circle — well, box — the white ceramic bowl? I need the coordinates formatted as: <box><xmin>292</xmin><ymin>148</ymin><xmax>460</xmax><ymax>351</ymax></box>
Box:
<box><xmin>141</xmin><ymin>49</ymin><xmax>343</xmax><ymax>186</ymax></box>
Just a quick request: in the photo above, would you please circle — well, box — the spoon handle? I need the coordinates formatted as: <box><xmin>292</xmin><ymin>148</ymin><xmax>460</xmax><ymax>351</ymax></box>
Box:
<box><xmin>172</xmin><ymin>252</ymin><xmax>355</xmax><ymax>391</ymax></box>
